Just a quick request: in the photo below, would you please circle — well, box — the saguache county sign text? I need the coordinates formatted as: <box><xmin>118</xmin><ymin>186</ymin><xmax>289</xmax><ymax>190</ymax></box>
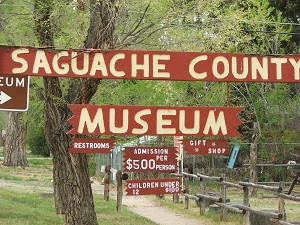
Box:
<box><xmin>68</xmin><ymin>104</ymin><xmax>242</xmax><ymax>136</ymax></box>
<box><xmin>0</xmin><ymin>45</ymin><xmax>300</xmax><ymax>82</ymax></box>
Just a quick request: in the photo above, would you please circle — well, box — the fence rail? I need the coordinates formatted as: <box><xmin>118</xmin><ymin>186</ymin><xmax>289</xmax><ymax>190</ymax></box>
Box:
<box><xmin>170</xmin><ymin>172</ymin><xmax>300</xmax><ymax>225</ymax></box>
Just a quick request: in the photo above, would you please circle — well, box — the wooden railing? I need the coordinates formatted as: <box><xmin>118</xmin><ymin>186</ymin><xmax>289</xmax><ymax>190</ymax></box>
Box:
<box><xmin>171</xmin><ymin>172</ymin><xmax>300</xmax><ymax>225</ymax></box>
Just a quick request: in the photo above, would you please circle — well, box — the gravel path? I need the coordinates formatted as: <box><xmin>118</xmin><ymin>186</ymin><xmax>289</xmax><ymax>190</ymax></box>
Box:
<box><xmin>91</xmin><ymin>179</ymin><xmax>206</xmax><ymax>225</ymax></box>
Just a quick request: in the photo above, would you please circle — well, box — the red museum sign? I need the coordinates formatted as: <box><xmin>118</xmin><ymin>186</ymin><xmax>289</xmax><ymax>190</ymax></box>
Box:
<box><xmin>67</xmin><ymin>104</ymin><xmax>242</xmax><ymax>136</ymax></box>
<box><xmin>0</xmin><ymin>45</ymin><xmax>299</xmax><ymax>83</ymax></box>
<box><xmin>123</xmin><ymin>147</ymin><xmax>177</xmax><ymax>172</ymax></box>
<box><xmin>69</xmin><ymin>138</ymin><xmax>115</xmax><ymax>153</ymax></box>
<box><xmin>125</xmin><ymin>178</ymin><xmax>181</xmax><ymax>196</ymax></box>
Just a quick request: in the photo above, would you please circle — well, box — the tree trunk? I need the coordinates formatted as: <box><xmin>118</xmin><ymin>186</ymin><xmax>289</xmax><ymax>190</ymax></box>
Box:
<box><xmin>34</xmin><ymin>0</ymin><xmax>117</xmax><ymax>224</ymax></box>
<box><xmin>2</xmin><ymin>112</ymin><xmax>28</xmax><ymax>167</ymax></box>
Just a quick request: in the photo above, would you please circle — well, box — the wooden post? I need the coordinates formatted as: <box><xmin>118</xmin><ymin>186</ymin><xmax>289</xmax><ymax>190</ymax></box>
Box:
<box><xmin>278</xmin><ymin>181</ymin><xmax>286</xmax><ymax>221</ymax></box>
<box><xmin>173</xmin><ymin>193</ymin><xmax>179</xmax><ymax>203</ymax></box>
<box><xmin>199</xmin><ymin>168</ymin><xmax>206</xmax><ymax>215</ymax></box>
<box><xmin>184</xmin><ymin>175</ymin><xmax>189</xmax><ymax>209</ymax></box>
<box><xmin>116</xmin><ymin>170</ymin><xmax>123</xmax><ymax>212</ymax></box>
<box><xmin>220</xmin><ymin>172</ymin><xmax>227</xmax><ymax>221</ymax></box>
<box><xmin>250</xmin><ymin>122</ymin><xmax>258</xmax><ymax>197</ymax></box>
<box><xmin>104</xmin><ymin>165</ymin><xmax>111</xmax><ymax>201</ymax></box>
<box><xmin>243</xmin><ymin>185</ymin><xmax>250</xmax><ymax>225</ymax></box>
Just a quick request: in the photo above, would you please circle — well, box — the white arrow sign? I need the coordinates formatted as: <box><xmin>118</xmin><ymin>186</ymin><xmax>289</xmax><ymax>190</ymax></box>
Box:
<box><xmin>0</xmin><ymin>91</ymin><xmax>12</xmax><ymax>104</ymax></box>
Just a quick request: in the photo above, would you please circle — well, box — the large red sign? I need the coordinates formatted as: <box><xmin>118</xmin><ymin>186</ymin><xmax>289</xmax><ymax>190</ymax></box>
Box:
<box><xmin>67</xmin><ymin>104</ymin><xmax>242</xmax><ymax>136</ymax></box>
<box><xmin>69</xmin><ymin>138</ymin><xmax>115</xmax><ymax>153</ymax></box>
<box><xmin>125</xmin><ymin>178</ymin><xmax>181</xmax><ymax>196</ymax></box>
<box><xmin>0</xmin><ymin>45</ymin><xmax>299</xmax><ymax>83</ymax></box>
<box><xmin>123</xmin><ymin>147</ymin><xmax>177</xmax><ymax>172</ymax></box>
<box><xmin>182</xmin><ymin>139</ymin><xmax>230</xmax><ymax>155</ymax></box>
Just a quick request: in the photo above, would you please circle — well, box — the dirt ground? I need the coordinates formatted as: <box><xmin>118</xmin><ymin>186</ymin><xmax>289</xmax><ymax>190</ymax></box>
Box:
<box><xmin>0</xmin><ymin>178</ymin><xmax>206</xmax><ymax>225</ymax></box>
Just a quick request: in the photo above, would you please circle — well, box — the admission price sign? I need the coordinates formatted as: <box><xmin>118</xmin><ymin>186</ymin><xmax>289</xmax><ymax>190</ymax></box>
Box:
<box><xmin>123</xmin><ymin>147</ymin><xmax>177</xmax><ymax>172</ymax></box>
<box><xmin>125</xmin><ymin>178</ymin><xmax>181</xmax><ymax>196</ymax></box>
<box><xmin>182</xmin><ymin>139</ymin><xmax>230</xmax><ymax>155</ymax></box>
<box><xmin>69</xmin><ymin>138</ymin><xmax>115</xmax><ymax>153</ymax></box>
<box><xmin>1</xmin><ymin>45</ymin><xmax>300</xmax><ymax>83</ymax></box>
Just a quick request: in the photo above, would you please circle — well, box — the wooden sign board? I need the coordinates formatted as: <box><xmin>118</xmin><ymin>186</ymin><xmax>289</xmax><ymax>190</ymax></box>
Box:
<box><xmin>182</xmin><ymin>139</ymin><xmax>230</xmax><ymax>155</ymax></box>
<box><xmin>123</xmin><ymin>147</ymin><xmax>177</xmax><ymax>172</ymax></box>
<box><xmin>125</xmin><ymin>178</ymin><xmax>181</xmax><ymax>196</ymax></box>
<box><xmin>227</xmin><ymin>144</ymin><xmax>240</xmax><ymax>168</ymax></box>
<box><xmin>0</xmin><ymin>75</ymin><xmax>29</xmax><ymax>111</ymax></box>
<box><xmin>0</xmin><ymin>45</ymin><xmax>299</xmax><ymax>83</ymax></box>
<box><xmin>69</xmin><ymin>138</ymin><xmax>115</xmax><ymax>153</ymax></box>
<box><xmin>67</xmin><ymin>104</ymin><xmax>243</xmax><ymax>137</ymax></box>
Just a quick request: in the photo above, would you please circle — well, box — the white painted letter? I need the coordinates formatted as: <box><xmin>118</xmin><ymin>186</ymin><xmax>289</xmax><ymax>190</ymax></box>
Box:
<box><xmin>132</xmin><ymin>109</ymin><xmax>151</xmax><ymax>134</ymax></box>
<box><xmin>109</xmin><ymin>108</ymin><xmax>128</xmax><ymax>133</ymax></box>
<box><xmin>90</xmin><ymin>53</ymin><xmax>108</xmax><ymax>76</ymax></box>
<box><xmin>251</xmin><ymin>57</ymin><xmax>268</xmax><ymax>80</ymax></box>
<box><xmin>156</xmin><ymin>109</ymin><xmax>176</xmax><ymax>134</ymax></box>
<box><xmin>232</xmin><ymin>57</ymin><xmax>248</xmax><ymax>79</ymax></box>
<box><xmin>71</xmin><ymin>52</ymin><xmax>89</xmax><ymax>75</ymax></box>
<box><xmin>289</xmin><ymin>58</ymin><xmax>300</xmax><ymax>80</ymax></box>
<box><xmin>110</xmin><ymin>53</ymin><xmax>125</xmax><ymax>77</ymax></box>
<box><xmin>153</xmin><ymin>55</ymin><xmax>170</xmax><ymax>78</ymax></box>
<box><xmin>212</xmin><ymin>56</ymin><xmax>229</xmax><ymax>79</ymax></box>
<box><xmin>271</xmin><ymin>58</ymin><xmax>287</xmax><ymax>80</ymax></box>
<box><xmin>189</xmin><ymin>55</ymin><xmax>208</xmax><ymax>79</ymax></box>
<box><xmin>179</xmin><ymin>110</ymin><xmax>200</xmax><ymax>134</ymax></box>
<box><xmin>77</xmin><ymin>108</ymin><xmax>105</xmax><ymax>133</ymax></box>
<box><xmin>203</xmin><ymin>110</ymin><xmax>227</xmax><ymax>135</ymax></box>
<box><xmin>33</xmin><ymin>50</ymin><xmax>51</xmax><ymax>74</ymax></box>
<box><xmin>131</xmin><ymin>54</ymin><xmax>149</xmax><ymax>77</ymax></box>
<box><xmin>53</xmin><ymin>51</ymin><xmax>69</xmax><ymax>74</ymax></box>
<box><xmin>11</xmin><ymin>48</ymin><xmax>29</xmax><ymax>74</ymax></box>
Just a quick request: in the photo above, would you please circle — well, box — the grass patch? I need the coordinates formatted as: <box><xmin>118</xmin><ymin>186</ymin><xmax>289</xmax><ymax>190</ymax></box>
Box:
<box><xmin>0</xmin><ymin>163</ymin><xmax>53</xmax><ymax>182</ymax></box>
<box><xmin>0</xmin><ymin>187</ymin><xmax>157</xmax><ymax>225</ymax></box>
<box><xmin>153</xmin><ymin>195</ymin><xmax>243</xmax><ymax>225</ymax></box>
<box><xmin>0</xmin><ymin>187</ymin><xmax>64</xmax><ymax>225</ymax></box>
<box><xmin>28</xmin><ymin>158</ymin><xmax>52</xmax><ymax>166</ymax></box>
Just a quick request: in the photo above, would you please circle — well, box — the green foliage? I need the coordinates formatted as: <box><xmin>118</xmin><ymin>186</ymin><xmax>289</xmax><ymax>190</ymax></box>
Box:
<box><xmin>27</xmin><ymin>125</ymin><xmax>49</xmax><ymax>157</ymax></box>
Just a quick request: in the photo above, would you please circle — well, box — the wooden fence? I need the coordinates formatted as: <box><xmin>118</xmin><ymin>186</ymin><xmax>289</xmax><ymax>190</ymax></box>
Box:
<box><xmin>171</xmin><ymin>171</ymin><xmax>300</xmax><ymax>225</ymax></box>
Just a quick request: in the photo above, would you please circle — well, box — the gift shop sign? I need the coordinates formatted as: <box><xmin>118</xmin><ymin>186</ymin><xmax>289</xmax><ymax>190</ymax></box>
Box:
<box><xmin>125</xmin><ymin>178</ymin><xmax>181</xmax><ymax>196</ymax></box>
<box><xmin>69</xmin><ymin>138</ymin><xmax>115</xmax><ymax>153</ymax></box>
<box><xmin>68</xmin><ymin>104</ymin><xmax>242</xmax><ymax>136</ymax></box>
<box><xmin>1</xmin><ymin>45</ymin><xmax>300</xmax><ymax>83</ymax></box>
<box><xmin>123</xmin><ymin>147</ymin><xmax>177</xmax><ymax>172</ymax></box>
<box><xmin>182</xmin><ymin>139</ymin><xmax>230</xmax><ymax>155</ymax></box>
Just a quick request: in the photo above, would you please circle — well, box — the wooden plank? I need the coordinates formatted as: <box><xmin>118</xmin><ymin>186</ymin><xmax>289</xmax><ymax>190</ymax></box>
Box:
<box><xmin>2</xmin><ymin>45</ymin><xmax>300</xmax><ymax>83</ymax></box>
<box><xmin>239</xmin><ymin>182</ymin><xmax>282</xmax><ymax>192</ymax></box>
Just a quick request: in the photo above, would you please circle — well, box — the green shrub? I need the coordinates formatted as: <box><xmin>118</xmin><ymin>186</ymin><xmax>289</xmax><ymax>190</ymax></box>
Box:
<box><xmin>27</xmin><ymin>126</ymin><xmax>50</xmax><ymax>157</ymax></box>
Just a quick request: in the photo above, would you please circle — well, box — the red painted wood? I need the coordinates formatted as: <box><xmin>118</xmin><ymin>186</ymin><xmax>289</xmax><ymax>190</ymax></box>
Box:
<box><xmin>182</xmin><ymin>139</ymin><xmax>230</xmax><ymax>155</ymax></box>
<box><xmin>69</xmin><ymin>138</ymin><xmax>115</xmax><ymax>153</ymax></box>
<box><xmin>123</xmin><ymin>147</ymin><xmax>177</xmax><ymax>172</ymax></box>
<box><xmin>0</xmin><ymin>45</ymin><xmax>299</xmax><ymax>83</ymax></box>
<box><xmin>67</xmin><ymin>104</ymin><xmax>243</xmax><ymax>136</ymax></box>
<box><xmin>125</xmin><ymin>178</ymin><xmax>181</xmax><ymax>195</ymax></box>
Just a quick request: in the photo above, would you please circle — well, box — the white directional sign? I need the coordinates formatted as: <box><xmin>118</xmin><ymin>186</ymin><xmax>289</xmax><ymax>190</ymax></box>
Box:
<box><xmin>0</xmin><ymin>75</ymin><xmax>29</xmax><ymax>111</ymax></box>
